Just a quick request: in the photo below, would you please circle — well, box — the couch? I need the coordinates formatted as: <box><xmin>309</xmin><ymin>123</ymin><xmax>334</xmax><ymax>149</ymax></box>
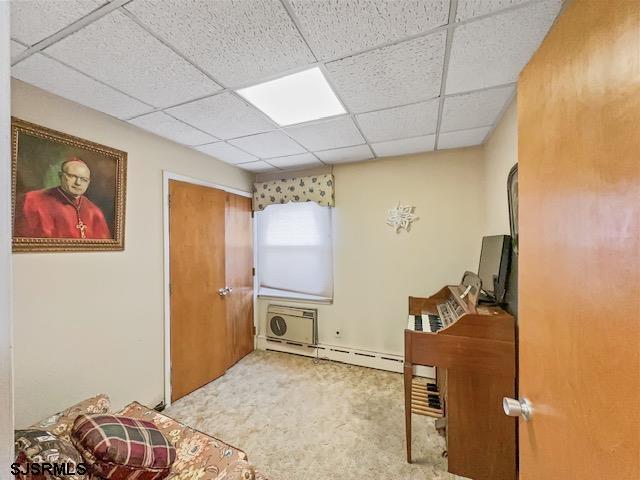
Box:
<box><xmin>28</xmin><ymin>395</ymin><xmax>269</xmax><ymax>480</ymax></box>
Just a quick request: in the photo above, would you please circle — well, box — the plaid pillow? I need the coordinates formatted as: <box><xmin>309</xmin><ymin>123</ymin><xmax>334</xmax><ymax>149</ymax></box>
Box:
<box><xmin>71</xmin><ymin>414</ymin><xmax>176</xmax><ymax>480</ymax></box>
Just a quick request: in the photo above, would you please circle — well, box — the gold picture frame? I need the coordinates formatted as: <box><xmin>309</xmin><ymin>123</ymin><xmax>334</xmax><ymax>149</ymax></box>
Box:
<box><xmin>11</xmin><ymin>117</ymin><xmax>127</xmax><ymax>252</ymax></box>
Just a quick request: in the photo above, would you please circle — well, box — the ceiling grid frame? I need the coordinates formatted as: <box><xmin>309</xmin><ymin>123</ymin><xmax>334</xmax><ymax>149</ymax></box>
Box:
<box><xmin>9</xmin><ymin>0</ymin><xmax>563</xmax><ymax>172</ymax></box>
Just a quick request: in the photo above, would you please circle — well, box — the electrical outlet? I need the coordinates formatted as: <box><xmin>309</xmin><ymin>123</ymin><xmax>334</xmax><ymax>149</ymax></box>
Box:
<box><xmin>334</xmin><ymin>329</ymin><xmax>342</xmax><ymax>338</ymax></box>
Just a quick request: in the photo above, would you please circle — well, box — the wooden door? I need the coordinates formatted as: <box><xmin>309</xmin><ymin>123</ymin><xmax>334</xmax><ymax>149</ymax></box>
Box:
<box><xmin>224</xmin><ymin>193</ymin><xmax>254</xmax><ymax>367</ymax></box>
<box><xmin>518</xmin><ymin>1</ymin><xmax>640</xmax><ymax>478</ymax></box>
<box><xmin>169</xmin><ymin>180</ymin><xmax>228</xmax><ymax>402</ymax></box>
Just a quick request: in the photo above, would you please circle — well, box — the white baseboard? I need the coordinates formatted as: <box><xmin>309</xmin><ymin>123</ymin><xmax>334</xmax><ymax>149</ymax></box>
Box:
<box><xmin>256</xmin><ymin>336</ymin><xmax>435</xmax><ymax>379</ymax></box>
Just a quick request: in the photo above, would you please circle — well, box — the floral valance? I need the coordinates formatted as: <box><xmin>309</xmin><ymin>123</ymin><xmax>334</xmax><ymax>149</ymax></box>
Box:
<box><xmin>252</xmin><ymin>174</ymin><xmax>335</xmax><ymax>211</ymax></box>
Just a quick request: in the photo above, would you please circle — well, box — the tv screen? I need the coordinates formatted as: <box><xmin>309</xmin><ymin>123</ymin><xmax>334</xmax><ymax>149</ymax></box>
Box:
<box><xmin>478</xmin><ymin>235</ymin><xmax>511</xmax><ymax>302</ymax></box>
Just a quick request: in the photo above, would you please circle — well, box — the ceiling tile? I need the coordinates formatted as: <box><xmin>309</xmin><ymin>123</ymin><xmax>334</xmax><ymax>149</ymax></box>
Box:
<box><xmin>195</xmin><ymin>142</ymin><xmax>258</xmax><ymax>165</ymax></box>
<box><xmin>11</xmin><ymin>40</ymin><xmax>26</xmax><ymax>63</ymax></box>
<box><xmin>288</xmin><ymin>0</ymin><xmax>449</xmax><ymax>60</ymax></box>
<box><xmin>446</xmin><ymin>0</ymin><xmax>562</xmax><ymax>94</ymax></box>
<box><xmin>372</xmin><ymin>134</ymin><xmax>436</xmax><ymax>157</ymax></box>
<box><xmin>441</xmin><ymin>85</ymin><xmax>514</xmax><ymax>132</ymax></box>
<box><xmin>11</xmin><ymin>0</ymin><xmax>105</xmax><ymax>46</ymax></box>
<box><xmin>325</xmin><ymin>32</ymin><xmax>446</xmax><ymax>113</ymax></box>
<box><xmin>11</xmin><ymin>54</ymin><xmax>152</xmax><ymax>119</ymax></box>
<box><xmin>165</xmin><ymin>92</ymin><xmax>276</xmax><ymax>140</ymax></box>
<box><xmin>437</xmin><ymin>126</ymin><xmax>491</xmax><ymax>149</ymax></box>
<box><xmin>45</xmin><ymin>10</ymin><xmax>222</xmax><ymax>108</ymax></box>
<box><xmin>267</xmin><ymin>153</ymin><xmax>323</xmax><ymax>169</ymax></box>
<box><xmin>315</xmin><ymin>144</ymin><xmax>374</xmax><ymax>164</ymax></box>
<box><xmin>284</xmin><ymin>116</ymin><xmax>364</xmax><ymax>151</ymax></box>
<box><xmin>124</xmin><ymin>0</ymin><xmax>315</xmax><ymax>87</ymax></box>
<box><xmin>237</xmin><ymin>161</ymin><xmax>279</xmax><ymax>173</ymax></box>
<box><xmin>456</xmin><ymin>0</ymin><xmax>530</xmax><ymax>21</ymax></box>
<box><xmin>128</xmin><ymin>111</ymin><xmax>216</xmax><ymax>146</ymax></box>
<box><xmin>229</xmin><ymin>131</ymin><xmax>306</xmax><ymax>158</ymax></box>
<box><xmin>356</xmin><ymin>99</ymin><xmax>440</xmax><ymax>142</ymax></box>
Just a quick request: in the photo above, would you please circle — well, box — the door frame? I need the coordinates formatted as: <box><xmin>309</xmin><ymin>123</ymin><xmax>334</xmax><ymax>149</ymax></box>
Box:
<box><xmin>162</xmin><ymin>170</ymin><xmax>252</xmax><ymax>407</ymax></box>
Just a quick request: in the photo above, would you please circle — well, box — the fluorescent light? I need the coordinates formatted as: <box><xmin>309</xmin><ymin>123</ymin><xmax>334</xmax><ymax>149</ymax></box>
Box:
<box><xmin>237</xmin><ymin>67</ymin><xmax>346</xmax><ymax>126</ymax></box>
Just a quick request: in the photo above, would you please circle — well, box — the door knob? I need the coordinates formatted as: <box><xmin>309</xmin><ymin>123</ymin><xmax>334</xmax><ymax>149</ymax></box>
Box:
<box><xmin>226</xmin><ymin>286</ymin><xmax>233</xmax><ymax>294</ymax></box>
<box><xmin>503</xmin><ymin>397</ymin><xmax>532</xmax><ymax>421</ymax></box>
<box><xmin>218</xmin><ymin>288</ymin><xmax>228</xmax><ymax>297</ymax></box>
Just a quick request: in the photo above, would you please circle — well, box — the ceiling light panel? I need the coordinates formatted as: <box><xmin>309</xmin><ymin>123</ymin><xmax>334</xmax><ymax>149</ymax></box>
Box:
<box><xmin>446</xmin><ymin>0</ymin><xmax>562</xmax><ymax>94</ymax></box>
<box><xmin>356</xmin><ymin>99</ymin><xmax>440</xmax><ymax>143</ymax></box>
<box><xmin>284</xmin><ymin>116</ymin><xmax>364</xmax><ymax>151</ymax></box>
<box><xmin>325</xmin><ymin>32</ymin><xmax>446</xmax><ymax>113</ymax></box>
<box><xmin>11</xmin><ymin>54</ymin><xmax>152</xmax><ymax>119</ymax></box>
<box><xmin>441</xmin><ymin>85</ymin><xmax>514</xmax><ymax>132</ymax></box>
<box><xmin>195</xmin><ymin>142</ymin><xmax>259</xmax><ymax>165</ymax></box>
<box><xmin>267</xmin><ymin>153</ymin><xmax>323</xmax><ymax>169</ymax></box>
<box><xmin>229</xmin><ymin>131</ymin><xmax>306</xmax><ymax>158</ymax></box>
<box><xmin>10</xmin><ymin>0</ymin><xmax>105</xmax><ymax>46</ymax></box>
<box><xmin>237</xmin><ymin>68</ymin><xmax>345</xmax><ymax>126</ymax></box>
<box><xmin>315</xmin><ymin>144</ymin><xmax>374</xmax><ymax>164</ymax></box>
<box><xmin>128</xmin><ymin>111</ymin><xmax>216</xmax><ymax>146</ymax></box>
<box><xmin>44</xmin><ymin>10</ymin><xmax>222</xmax><ymax>108</ymax></box>
<box><xmin>124</xmin><ymin>0</ymin><xmax>315</xmax><ymax>87</ymax></box>
<box><xmin>437</xmin><ymin>126</ymin><xmax>492</xmax><ymax>149</ymax></box>
<box><xmin>372</xmin><ymin>134</ymin><xmax>436</xmax><ymax>157</ymax></box>
<box><xmin>456</xmin><ymin>0</ymin><xmax>530</xmax><ymax>21</ymax></box>
<box><xmin>237</xmin><ymin>161</ymin><xmax>279</xmax><ymax>173</ymax></box>
<box><xmin>288</xmin><ymin>0</ymin><xmax>449</xmax><ymax>60</ymax></box>
<box><xmin>166</xmin><ymin>92</ymin><xmax>276</xmax><ymax>140</ymax></box>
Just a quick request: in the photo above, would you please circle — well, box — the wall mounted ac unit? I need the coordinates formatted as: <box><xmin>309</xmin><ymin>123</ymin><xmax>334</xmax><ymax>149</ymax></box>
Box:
<box><xmin>267</xmin><ymin>304</ymin><xmax>317</xmax><ymax>345</ymax></box>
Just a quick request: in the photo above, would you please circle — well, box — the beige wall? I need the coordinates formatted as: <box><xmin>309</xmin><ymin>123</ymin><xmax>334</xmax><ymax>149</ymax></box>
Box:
<box><xmin>11</xmin><ymin>80</ymin><xmax>253</xmax><ymax>427</ymax></box>
<box><xmin>1</xmin><ymin>6</ymin><xmax>15</xmax><ymax>467</ymax></box>
<box><xmin>483</xmin><ymin>100</ymin><xmax>518</xmax><ymax>236</ymax></box>
<box><xmin>257</xmin><ymin>148</ymin><xmax>486</xmax><ymax>355</ymax></box>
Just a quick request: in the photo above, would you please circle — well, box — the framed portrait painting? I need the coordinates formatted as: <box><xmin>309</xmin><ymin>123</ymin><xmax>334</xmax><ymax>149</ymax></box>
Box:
<box><xmin>11</xmin><ymin>117</ymin><xmax>127</xmax><ymax>252</ymax></box>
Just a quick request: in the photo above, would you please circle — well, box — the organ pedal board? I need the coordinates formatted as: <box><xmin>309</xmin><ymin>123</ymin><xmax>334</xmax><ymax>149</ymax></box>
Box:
<box><xmin>410</xmin><ymin>379</ymin><xmax>443</xmax><ymax>418</ymax></box>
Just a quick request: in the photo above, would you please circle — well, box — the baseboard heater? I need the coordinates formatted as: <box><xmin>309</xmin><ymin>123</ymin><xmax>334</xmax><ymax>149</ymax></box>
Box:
<box><xmin>258</xmin><ymin>336</ymin><xmax>432</xmax><ymax>377</ymax></box>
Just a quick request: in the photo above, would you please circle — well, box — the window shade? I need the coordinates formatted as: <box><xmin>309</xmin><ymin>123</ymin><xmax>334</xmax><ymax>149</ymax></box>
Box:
<box><xmin>257</xmin><ymin>202</ymin><xmax>333</xmax><ymax>298</ymax></box>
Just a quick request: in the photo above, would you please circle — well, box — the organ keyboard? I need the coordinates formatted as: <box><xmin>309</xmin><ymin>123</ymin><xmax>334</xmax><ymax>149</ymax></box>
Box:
<box><xmin>404</xmin><ymin>284</ymin><xmax>516</xmax><ymax>480</ymax></box>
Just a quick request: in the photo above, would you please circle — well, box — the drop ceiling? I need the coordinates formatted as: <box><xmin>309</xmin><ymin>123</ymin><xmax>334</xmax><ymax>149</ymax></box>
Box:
<box><xmin>10</xmin><ymin>0</ymin><xmax>563</xmax><ymax>173</ymax></box>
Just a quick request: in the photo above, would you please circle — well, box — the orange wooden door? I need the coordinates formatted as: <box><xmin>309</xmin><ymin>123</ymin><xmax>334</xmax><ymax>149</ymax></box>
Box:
<box><xmin>518</xmin><ymin>1</ymin><xmax>640</xmax><ymax>478</ymax></box>
<box><xmin>225</xmin><ymin>193</ymin><xmax>254</xmax><ymax>367</ymax></box>
<box><xmin>169</xmin><ymin>180</ymin><xmax>228</xmax><ymax>402</ymax></box>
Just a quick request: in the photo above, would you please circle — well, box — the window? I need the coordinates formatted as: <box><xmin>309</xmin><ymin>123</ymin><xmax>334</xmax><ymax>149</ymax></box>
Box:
<box><xmin>257</xmin><ymin>202</ymin><xmax>333</xmax><ymax>300</ymax></box>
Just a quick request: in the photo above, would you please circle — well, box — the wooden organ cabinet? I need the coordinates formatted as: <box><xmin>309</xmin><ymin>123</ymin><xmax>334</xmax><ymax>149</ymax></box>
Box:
<box><xmin>404</xmin><ymin>284</ymin><xmax>516</xmax><ymax>479</ymax></box>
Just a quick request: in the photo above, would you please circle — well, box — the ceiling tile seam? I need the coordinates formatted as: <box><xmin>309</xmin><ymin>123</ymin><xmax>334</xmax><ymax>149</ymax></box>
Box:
<box><xmin>456</xmin><ymin>0</ymin><xmax>548</xmax><ymax>24</ymax></box>
<box><xmin>278</xmin><ymin>0</ymin><xmax>319</xmax><ymax>63</ymax></box>
<box><xmin>119</xmin><ymin>7</ymin><xmax>224</xmax><ymax>89</ymax></box>
<box><xmin>260</xmin><ymin>151</ymin><xmax>323</xmax><ymax>162</ymax></box>
<box><xmin>434</xmin><ymin>0</ymin><xmax>459</xmax><ymax>151</ymax></box>
<box><xmin>124</xmin><ymin>80</ymin><xmax>517</xmax><ymax>125</ymax></box>
<box><xmin>314</xmin><ymin>63</ymin><xmax>373</xmax><ymax>160</ymax></box>
<box><xmin>10</xmin><ymin>0</ymin><xmax>133</xmax><ymax>66</ymax></box>
<box><xmin>314</xmin><ymin>144</ymin><xmax>373</xmax><ymax>156</ymax></box>
<box><xmin>31</xmin><ymin>50</ymin><xmax>156</xmax><ymax>114</ymax></box>
<box><xmin>476</xmin><ymin>84</ymin><xmax>518</xmax><ymax>145</ymax></box>
<box><xmin>296</xmin><ymin>0</ymin><xmax>548</xmax><ymax>68</ymax></box>
<box><xmin>123</xmin><ymin>90</ymin><xmax>238</xmax><ymax>122</ymax></box>
<box><xmin>440</xmin><ymin>123</ymin><xmax>500</xmax><ymax>135</ymax></box>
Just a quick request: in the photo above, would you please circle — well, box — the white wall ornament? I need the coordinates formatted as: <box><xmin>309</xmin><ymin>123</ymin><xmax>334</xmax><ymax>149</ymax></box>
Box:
<box><xmin>386</xmin><ymin>202</ymin><xmax>418</xmax><ymax>233</ymax></box>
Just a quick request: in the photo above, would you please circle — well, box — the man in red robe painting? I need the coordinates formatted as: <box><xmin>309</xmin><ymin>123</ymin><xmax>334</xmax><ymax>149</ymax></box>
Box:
<box><xmin>14</xmin><ymin>157</ymin><xmax>111</xmax><ymax>239</ymax></box>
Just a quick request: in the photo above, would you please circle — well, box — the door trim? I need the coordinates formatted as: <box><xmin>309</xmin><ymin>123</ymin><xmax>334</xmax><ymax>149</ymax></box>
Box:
<box><xmin>162</xmin><ymin>170</ymin><xmax>251</xmax><ymax>407</ymax></box>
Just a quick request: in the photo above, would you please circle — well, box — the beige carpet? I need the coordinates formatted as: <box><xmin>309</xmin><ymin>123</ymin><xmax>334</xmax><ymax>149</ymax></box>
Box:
<box><xmin>165</xmin><ymin>350</ymin><xmax>464</xmax><ymax>480</ymax></box>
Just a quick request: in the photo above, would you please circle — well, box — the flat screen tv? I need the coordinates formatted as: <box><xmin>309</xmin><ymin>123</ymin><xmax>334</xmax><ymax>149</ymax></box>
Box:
<box><xmin>478</xmin><ymin>235</ymin><xmax>512</xmax><ymax>303</ymax></box>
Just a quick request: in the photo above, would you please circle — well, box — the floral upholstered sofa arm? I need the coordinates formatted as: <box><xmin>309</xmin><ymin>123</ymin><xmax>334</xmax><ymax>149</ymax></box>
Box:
<box><xmin>29</xmin><ymin>394</ymin><xmax>111</xmax><ymax>441</ymax></box>
<box><xmin>117</xmin><ymin>402</ymin><xmax>269</xmax><ymax>480</ymax></box>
